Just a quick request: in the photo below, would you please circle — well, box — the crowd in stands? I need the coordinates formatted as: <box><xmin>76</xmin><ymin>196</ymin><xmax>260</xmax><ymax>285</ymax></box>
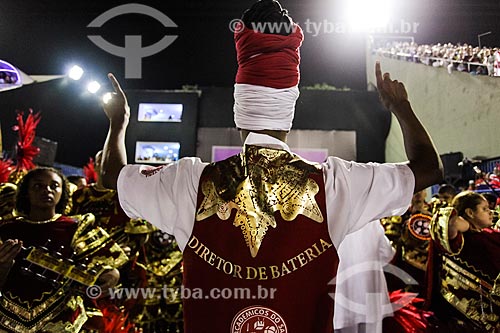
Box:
<box><xmin>374</xmin><ymin>41</ymin><xmax>500</xmax><ymax>76</ymax></box>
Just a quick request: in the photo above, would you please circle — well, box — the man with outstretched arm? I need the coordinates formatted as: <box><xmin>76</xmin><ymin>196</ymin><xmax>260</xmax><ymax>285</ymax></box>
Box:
<box><xmin>99</xmin><ymin>3</ymin><xmax>441</xmax><ymax>332</ymax></box>
<box><xmin>99</xmin><ymin>63</ymin><xmax>441</xmax><ymax>333</ymax></box>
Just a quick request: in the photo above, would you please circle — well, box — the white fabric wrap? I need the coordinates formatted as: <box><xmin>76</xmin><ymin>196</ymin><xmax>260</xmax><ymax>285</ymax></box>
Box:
<box><xmin>233</xmin><ymin>83</ymin><xmax>299</xmax><ymax>131</ymax></box>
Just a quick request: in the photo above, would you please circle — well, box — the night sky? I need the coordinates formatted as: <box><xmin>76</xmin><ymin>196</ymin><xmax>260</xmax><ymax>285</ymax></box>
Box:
<box><xmin>1</xmin><ymin>0</ymin><xmax>500</xmax><ymax>91</ymax></box>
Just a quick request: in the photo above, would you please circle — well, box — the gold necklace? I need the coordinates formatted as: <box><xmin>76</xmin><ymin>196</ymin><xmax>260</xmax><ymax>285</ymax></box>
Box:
<box><xmin>21</xmin><ymin>214</ymin><xmax>62</xmax><ymax>224</ymax></box>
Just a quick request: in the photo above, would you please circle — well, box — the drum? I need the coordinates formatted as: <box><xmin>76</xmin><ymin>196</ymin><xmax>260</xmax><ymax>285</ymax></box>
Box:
<box><xmin>401</xmin><ymin>213</ymin><xmax>432</xmax><ymax>271</ymax></box>
<box><xmin>407</xmin><ymin>213</ymin><xmax>432</xmax><ymax>241</ymax></box>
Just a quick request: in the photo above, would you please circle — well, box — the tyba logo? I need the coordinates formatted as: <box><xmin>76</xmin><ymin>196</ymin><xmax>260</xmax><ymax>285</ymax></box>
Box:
<box><xmin>87</xmin><ymin>3</ymin><xmax>178</xmax><ymax>79</ymax></box>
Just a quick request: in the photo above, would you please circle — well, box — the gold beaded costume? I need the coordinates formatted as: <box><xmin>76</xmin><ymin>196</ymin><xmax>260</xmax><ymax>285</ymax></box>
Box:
<box><xmin>429</xmin><ymin>207</ymin><xmax>500</xmax><ymax>332</ymax></box>
<box><xmin>71</xmin><ymin>185</ymin><xmax>183</xmax><ymax>331</ymax></box>
<box><xmin>0</xmin><ymin>214</ymin><xmax>128</xmax><ymax>333</ymax></box>
<box><xmin>119</xmin><ymin>231</ymin><xmax>183</xmax><ymax>332</ymax></box>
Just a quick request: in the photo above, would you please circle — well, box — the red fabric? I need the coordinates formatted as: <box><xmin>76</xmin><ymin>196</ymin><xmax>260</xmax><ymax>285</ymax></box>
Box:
<box><xmin>234</xmin><ymin>24</ymin><xmax>303</xmax><ymax>88</ymax></box>
<box><xmin>448</xmin><ymin>231</ymin><xmax>463</xmax><ymax>253</ymax></box>
<box><xmin>423</xmin><ymin>239</ymin><xmax>436</xmax><ymax>310</ymax></box>
<box><xmin>460</xmin><ymin>228</ymin><xmax>500</xmax><ymax>279</ymax></box>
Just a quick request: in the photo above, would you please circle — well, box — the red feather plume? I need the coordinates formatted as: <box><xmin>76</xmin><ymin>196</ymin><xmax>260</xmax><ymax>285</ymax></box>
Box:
<box><xmin>12</xmin><ymin>109</ymin><xmax>41</xmax><ymax>172</ymax></box>
<box><xmin>390</xmin><ymin>290</ymin><xmax>434</xmax><ymax>333</ymax></box>
<box><xmin>0</xmin><ymin>158</ymin><xmax>14</xmax><ymax>183</ymax></box>
<box><xmin>83</xmin><ymin>157</ymin><xmax>98</xmax><ymax>184</ymax></box>
<box><xmin>99</xmin><ymin>304</ymin><xmax>135</xmax><ymax>333</ymax></box>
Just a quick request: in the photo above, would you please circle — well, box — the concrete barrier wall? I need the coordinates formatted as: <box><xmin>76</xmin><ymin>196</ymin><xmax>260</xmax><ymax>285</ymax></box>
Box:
<box><xmin>366</xmin><ymin>55</ymin><xmax>500</xmax><ymax>163</ymax></box>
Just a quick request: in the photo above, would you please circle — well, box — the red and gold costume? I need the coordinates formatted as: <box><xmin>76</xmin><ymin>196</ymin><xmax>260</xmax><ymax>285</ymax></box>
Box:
<box><xmin>71</xmin><ymin>185</ymin><xmax>184</xmax><ymax>330</ymax></box>
<box><xmin>120</xmin><ymin>231</ymin><xmax>183</xmax><ymax>332</ymax></box>
<box><xmin>429</xmin><ymin>207</ymin><xmax>500</xmax><ymax>332</ymax></box>
<box><xmin>0</xmin><ymin>214</ymin><xmax>128</xmax><ymax>333</ymax></box>
<box><xmin>381</xmin><ymin>199</ymin><xmax>444</xmax><ymax>294</ymax></box>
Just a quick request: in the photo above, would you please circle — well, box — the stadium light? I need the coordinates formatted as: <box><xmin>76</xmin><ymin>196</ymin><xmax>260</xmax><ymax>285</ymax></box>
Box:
<box><xmin>87</xmin><ymin>80</ymin><xmax>101</xmax><ymax>94</ymax></box>
<box><xmin>344</xmin><ymin>0</ymin><xmax>393</xmax><ymax>32</ymax></box>
<box><xmin>102</xmin><ymin>92</ymin><xmax>112</xmax><ymax>104</ymax></box>
<box><xmin>68</xmin><ymin>65</ymin><xmax>84</xmax><ymax>80</ymax></box>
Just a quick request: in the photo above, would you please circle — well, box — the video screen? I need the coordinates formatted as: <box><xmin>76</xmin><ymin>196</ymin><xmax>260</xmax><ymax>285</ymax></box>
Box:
<box><xmin>135</xmin><ymin>141</ymin><xmax>180</xmax><ymax>164</ymax></box>
<box><xmin>137</xmin><ymin>103</ymin><xmax>183</xmax><ymax>122</ymax></box>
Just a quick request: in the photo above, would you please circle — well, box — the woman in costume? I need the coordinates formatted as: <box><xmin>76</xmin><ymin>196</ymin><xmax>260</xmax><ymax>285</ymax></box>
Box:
<box><xmin>0</xmin><ymin>167</ymin><xmax>127</xmax><ymax>332</ymax></box>
<box><xmin>429</xmin><ymin>190</ymin><xmax>499</xmax><ymax>332</ymax></box>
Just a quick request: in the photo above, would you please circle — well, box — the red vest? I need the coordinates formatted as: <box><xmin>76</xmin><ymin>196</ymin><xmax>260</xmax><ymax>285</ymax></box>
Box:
<box><xmin>183</xmin><ymin>152</ymin><xmax>338</xmax><ymax>333</ymax></box>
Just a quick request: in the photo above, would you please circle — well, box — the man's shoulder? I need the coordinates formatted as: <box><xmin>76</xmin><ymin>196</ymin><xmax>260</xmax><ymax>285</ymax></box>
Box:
<box><xmin>123</xmin><ymin>157</ymin><xmax>208</xmax><ymax>176</ymax></box>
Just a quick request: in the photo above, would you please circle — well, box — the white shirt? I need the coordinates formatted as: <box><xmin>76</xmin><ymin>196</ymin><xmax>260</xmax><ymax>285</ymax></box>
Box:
<box><xmin>334</xmin><ymin>221</ymin><xmax>395</xmax><ymax>332</ymax></box>
<box><xmin>118</xmin><ymin>132</ymin><xmax>414</xmax><ymax>251</ymax></box>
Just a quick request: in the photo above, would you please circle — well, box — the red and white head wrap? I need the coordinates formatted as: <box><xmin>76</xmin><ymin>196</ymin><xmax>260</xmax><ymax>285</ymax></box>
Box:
<box><xmin>233</xmin><ymin>23</ymin><xmax>304</xmax><ymax>131</ymax></box>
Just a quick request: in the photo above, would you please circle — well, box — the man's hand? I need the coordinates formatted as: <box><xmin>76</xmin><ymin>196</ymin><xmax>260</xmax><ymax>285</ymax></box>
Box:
<box><xmin>375</xmin><ymin>61</ymin><xmax>409</xmax><ymax>113</ymax></box>
<box><xmin>100</xmin><ymin>74</ymin><xmax>130</xmax><ymax>189</ymax></box>
<box><xmin>374</xmin><ymin>61</ymin><xmax>443</xmax><ymax>192</ymax></box>
<box><xmin>0</xmin><ymin>239</ymin><xmax>23</xmax><ymax>267</ymax></box>
<box><xmin>0</xmin><ymin>239</ymin><xmax>23</xmax><ymax>289</ymax></box>
<box><xmin>102</xmin><ymin>73</ymin><xmax>130</xmax><ymax>126</ymax></box>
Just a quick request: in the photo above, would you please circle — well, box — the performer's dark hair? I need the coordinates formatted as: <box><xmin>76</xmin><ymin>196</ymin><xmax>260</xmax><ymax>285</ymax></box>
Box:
<box><xmin>241</xmin><ymin>0</ymin><xmax>293</xmax><ymax>36</ymax></box>
<box><xmin>451</xmin><ymin>191</ymin><xmax>485</xmax><ymax>217</ymax></box>
<box><xmin>16</xmin><ymin>167</ymin><xmax>71</xmax><ymax>215</ymax></box>
<box><xmin>438</xmin><ymin>184</ymin><xmax>457</xmax><ymax>196</ymax></box>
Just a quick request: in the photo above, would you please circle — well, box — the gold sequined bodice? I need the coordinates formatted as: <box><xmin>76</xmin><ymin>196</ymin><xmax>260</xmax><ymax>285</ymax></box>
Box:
<box><xmin>196</xmin><ymin>145</ymin><xmax>324</xmax><ymax>257</ymax></box>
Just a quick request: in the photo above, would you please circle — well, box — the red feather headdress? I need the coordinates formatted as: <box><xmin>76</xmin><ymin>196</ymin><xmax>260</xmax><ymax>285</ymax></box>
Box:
<box><xmin>12</xmin><ymin>109</ymin><xmax>41</xmax><ymax>173</ymax></box>
<box><xmin>0</xmin><ymin>158</ymin><xmax>14</xmax><ymax>183</ymax></box>
<box><xmin>83</xmin><ymin>157</ymin><xmax>98</xmax><ymax>184</ymax></box>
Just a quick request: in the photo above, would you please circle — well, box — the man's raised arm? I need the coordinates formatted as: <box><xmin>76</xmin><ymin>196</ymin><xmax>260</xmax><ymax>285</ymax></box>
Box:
<box><xmin>101</xmin><ymin>73</ymin><xmax>130</xmax><ymax>190</ymax></box>
<box><xmin>375</xmin><ymin>62</ymin><xmax>443</xmax><ymax>192</ymax></box>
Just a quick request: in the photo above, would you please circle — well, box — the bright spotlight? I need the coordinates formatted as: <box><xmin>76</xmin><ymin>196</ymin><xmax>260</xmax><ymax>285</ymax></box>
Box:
<box><xmin>102</xmin><ymin>92</ymin><xmax>113</xmax><ymax>104</ymax></box>
<box><xmin>87</xmin><ymin>81</ymin><xmax>101</xmax><ymax>94</ymax></box>
<box><xmin>68</xmin><ymin>65</ymin><xmax>84</xmax><ymax>80</ymax></box>
<box><xmin>345</xmin><ymin>0</ymin><xmax>393</xmax><ymax>32</ymax></box>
